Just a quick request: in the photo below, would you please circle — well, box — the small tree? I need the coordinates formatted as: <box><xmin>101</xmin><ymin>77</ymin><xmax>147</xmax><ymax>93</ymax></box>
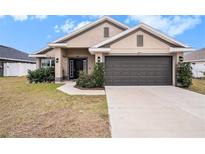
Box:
<box><xmin>177</xmin><ymin>62</ymin><xmax>192</xmax><ymax>88</ymax></box>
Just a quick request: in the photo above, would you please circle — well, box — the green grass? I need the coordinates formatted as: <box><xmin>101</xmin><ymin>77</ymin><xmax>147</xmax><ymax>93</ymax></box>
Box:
<box><xmin>189</xmin><ymin>79</ymin><xmax>205</xmax><ymax>95</ymax></box>
<box><xmin>0</xmin><ymin>77</ymin><xmax>110</xmax><ymax>137</ymax></box>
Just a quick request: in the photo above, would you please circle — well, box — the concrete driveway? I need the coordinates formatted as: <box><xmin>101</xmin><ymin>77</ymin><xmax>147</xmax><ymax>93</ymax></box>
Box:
<box><xmin>105</xmin><ymin>86</ymin><xmax>205</xmax><ymax>137</ymax></box>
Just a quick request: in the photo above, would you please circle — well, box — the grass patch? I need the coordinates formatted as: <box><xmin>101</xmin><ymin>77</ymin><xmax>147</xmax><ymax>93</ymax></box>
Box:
<box><xmin>189</xmin><ymin>79</ymin><xmax>205</xmax><ymax>95</ymax></box>
<box><xmin>0</xmin><ymin>77</ymin><xmax>110</xmax><ymax>137</ymax></box>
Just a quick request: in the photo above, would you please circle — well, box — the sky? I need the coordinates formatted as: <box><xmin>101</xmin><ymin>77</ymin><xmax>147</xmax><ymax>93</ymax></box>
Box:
<box><xmin>0</xmin><ymin>15</ymin><xmax>204</xmax><ymax>54</ymax></box>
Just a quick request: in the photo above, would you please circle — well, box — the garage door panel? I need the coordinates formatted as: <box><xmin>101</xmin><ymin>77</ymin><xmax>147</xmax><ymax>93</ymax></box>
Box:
<box><xmin>105</xmin><ymin>56</ymin><xmax>172</xmax><ymax>85</ymax></box>
<box><xmin>106</xmin><ymin>71</ymin><xmax>170</xmax><ymax>77</ymax></box>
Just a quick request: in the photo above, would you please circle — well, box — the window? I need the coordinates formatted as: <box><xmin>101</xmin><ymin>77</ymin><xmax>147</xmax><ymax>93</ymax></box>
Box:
<box><xmin>137</xmin><ymin>35</ymin><xmax>143</xmax><ymax>47</ymax></box>
<box><xmin>41</xmin><ymin>58</ymin><xmax>55</xmax><ymax>68</ymax></box>
<box><xmin>104</xmin><ymin>27</ymin><xmax>109</xmax><ymax>37</ymax></box>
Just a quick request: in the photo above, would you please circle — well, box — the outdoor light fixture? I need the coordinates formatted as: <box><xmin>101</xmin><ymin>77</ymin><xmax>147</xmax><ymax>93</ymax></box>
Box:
<box><xmin>97</xmin><ymin>56</ymin><xmax>101</xmax><ymax>62</ymax></box>
<box><xmin>179</xmin><ymin>56</ymin><xmax>184</xmax><ymax>62</ymax></box>
<box><xmin>56</xmin><ymin>58</ymin><xmax>59</xmax><ymax>63</ymax></box>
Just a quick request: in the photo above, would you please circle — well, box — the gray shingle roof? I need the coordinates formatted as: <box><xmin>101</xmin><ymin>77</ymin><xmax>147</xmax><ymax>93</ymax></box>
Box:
<box><xmin>0</xmin><ymin>45</ymin><xmax>35</xmax><ymax>62</ymax></box>
<box><xmin>184</xmin><ymin>48</ymin><xmax>205</xmax><ymax>62</ymax></box>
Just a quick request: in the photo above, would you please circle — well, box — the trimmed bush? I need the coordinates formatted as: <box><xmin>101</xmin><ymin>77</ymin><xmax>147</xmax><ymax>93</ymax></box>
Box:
<box><xmin>177</xmin><ymin>62</ymin><xmax>192</xmax><ymax>88</ymax></box>
<box><xmin>76</xmin><ymin>62</ymin><xmax>104</xmax><ymax>88</ymax></box>
<box><xmin>76</xmin><ymin>71</ymin><xmax>95</xmax><ymax>88</ymax></box>
<box><xmin>27</xmin><ymin>67</ymin><xmax>55</xmax><ymax>83</ymax></box>
<box><xmin>92</xmin><ymin>62</ymin><xmax>104</xmax><ymax>87</ymax></box>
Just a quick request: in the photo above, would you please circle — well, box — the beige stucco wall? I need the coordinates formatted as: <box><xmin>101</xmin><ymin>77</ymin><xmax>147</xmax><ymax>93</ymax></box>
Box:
<box><xmin>44</xmin><ymin>48</ymin><xmax>55</xmax><ymax>57</ymax></box>
<box><xmin>36</xmin><ymin>58</ymin><xmax>41</xmax><ymax>69</ymax></box>
<box><xmin>54</xmin><ymin>48</ymin><xmax>63</xmax><ymax>82</ymax></box>
<box><xmin>63</xmin><ymin>21</ymin><xmax>124</xmax><ymax>47</ymax></box>
<box><xmin>109</xmin><ymin>30</ymin><xmax>172</xmax><ymax>54</ymax></box>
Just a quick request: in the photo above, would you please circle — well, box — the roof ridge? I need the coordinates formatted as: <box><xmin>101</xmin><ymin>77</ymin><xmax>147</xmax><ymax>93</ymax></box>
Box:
<box><xmin>0</xmin><ymin>44</ymin><xmax>35</xmax><ymax>62</ymax></box>
<box><xmin>53</xmin><ymin>16</ymin><xmax>129</xmax><ymax>43</ymax></box>
<box><xmin>0</xmin><ymin>44</ymin><xmax>29</xmax><ymax>54</ymax></box>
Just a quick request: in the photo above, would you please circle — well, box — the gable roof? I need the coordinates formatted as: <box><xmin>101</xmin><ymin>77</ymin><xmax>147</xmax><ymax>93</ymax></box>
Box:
<box><xmin>0</xmin><ymin>45</ymin><xmax>35</xmax><ymax>63</ymax></box>
<box><xmin>92</xmin><ymin>23</ymin><xmax>190</xmax><ymax>48</ymax></box>
<box><xmin>33</xmin><ymin>16</ymin><xmax>129</xmax><ymax>55</ymax></box>
<box><xmin>184</xmin><ymin>48</ymin><xmax>205</xmax><ymax>62</ymax></box>
<box><xmin>53</xmin><ymin>16</ymin><xmax>129</xmax><ymax>43</ymax></box>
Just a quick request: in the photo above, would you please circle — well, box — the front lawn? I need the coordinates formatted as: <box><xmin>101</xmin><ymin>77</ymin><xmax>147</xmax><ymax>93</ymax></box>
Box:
<box><xmin>0</xmin><ymin>77</ymin><xmax>110</xmax><ymax>137</ymax></box>
<box><xmin>189</xmin><ymin>79</ymin><xmax>205</xmax><ymax>95</ymax></box>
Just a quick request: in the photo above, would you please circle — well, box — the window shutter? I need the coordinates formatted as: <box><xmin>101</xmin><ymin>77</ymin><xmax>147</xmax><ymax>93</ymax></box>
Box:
<box><xmin>137</xmin><ymin>35</ymin><xmax>143</xmax><ymax>47</ymax></box>
<box><xmin>104</xmin><ymin>27</ymin><xmax>109</xmax><ymax>37</ymax></box>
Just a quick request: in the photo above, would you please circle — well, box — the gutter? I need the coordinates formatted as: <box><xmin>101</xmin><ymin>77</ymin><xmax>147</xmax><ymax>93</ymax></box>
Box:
<box><xmin>0</xmin><ymin>57</ymin><xmax>36</xmax><ymax>63</ymax></box>
<box><xmin>88</xmin><ymin>48</ymin><xmax>111</xmax><ymax>55</ymax></box>
<box><xmin>169</xmin><ymin>47</ymin><xmax>195</xmax><ymax>53</ymax></box>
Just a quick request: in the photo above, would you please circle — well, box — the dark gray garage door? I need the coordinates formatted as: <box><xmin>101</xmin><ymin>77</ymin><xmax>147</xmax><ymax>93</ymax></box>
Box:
<box><xmin>105</xmin><ymin>56</ymin><xmax>172</xmax><ymax>85</ymax></box>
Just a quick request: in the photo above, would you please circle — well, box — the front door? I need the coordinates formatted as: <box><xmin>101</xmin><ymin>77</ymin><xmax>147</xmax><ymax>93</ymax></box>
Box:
<box><xmin>69</xmin><ymin>58</ymin><xmax>87</xmax><ymax>79</ymax></box>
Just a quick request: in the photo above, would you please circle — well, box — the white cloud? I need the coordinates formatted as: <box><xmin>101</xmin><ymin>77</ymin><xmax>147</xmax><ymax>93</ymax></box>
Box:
<box><xmin>12</xmin><ymin>15</ymin><xmax>28</xmax><ymax>21</ymax></box>
<box><xmin>33</xmin><ymin>15</ymin><xmax>47</xmax><ymax>20</ymax></box>
<box><xmin>74</xmin><ymin>21</ymin><xmax>91</xmax><ymax>30</ymax></box>
<box><xmin>54</xmin><ymin>19</ymin><xmax>91</xmax><ymax>33</ymax></box>
<box><xmin>54</xmin><ymin>19</ymin><xmax>75</xmax><ymax>33</ymax></box>
<box><xmin>47</xmin><ymin>34</ymin><xmax>52</xmax><ymax>39</ymax></box>
<box><xmin>8</xmin><ymin>15</ymin><xmax>48</xmax><ymax>21</ymax></box>
<box><xmin>125</xmin><ymin>15</ymin><xmax>201</xmax><ymax>37</ymax></box>
<box><xmin>86</xmin><ymin>15</ymin><xmax>103</xmax><ymax>19</ymax></box>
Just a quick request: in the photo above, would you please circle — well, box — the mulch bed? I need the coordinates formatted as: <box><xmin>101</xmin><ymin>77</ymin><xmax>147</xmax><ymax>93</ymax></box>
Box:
<box><xmin>74</xmin><ymin>85</ymin><xmax>105</xmax><ymax>90</ymax></box>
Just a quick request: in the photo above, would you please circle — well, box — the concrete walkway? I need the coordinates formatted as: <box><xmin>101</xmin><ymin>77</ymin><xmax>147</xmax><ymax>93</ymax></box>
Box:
<box><xmin>57</xmin><ymin>81</ymin><xmax>105</xmax><ymax>95</ymax></box>
<box><xmin>105</xmin><ymin>86</ymin><xmax>205</xmax><ymax>138</ymax></box>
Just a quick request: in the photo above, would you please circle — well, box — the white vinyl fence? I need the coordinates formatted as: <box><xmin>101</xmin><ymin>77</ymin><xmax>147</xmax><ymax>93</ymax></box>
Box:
<box><xmin>3</xmin><ymin>62</ymin><xmax>36</xmax><ymax>76</ymax></box>
<box><xmin>191</xmin><ymin>62</ymin><xmax>205</xmax><ymax>78</ymax></box>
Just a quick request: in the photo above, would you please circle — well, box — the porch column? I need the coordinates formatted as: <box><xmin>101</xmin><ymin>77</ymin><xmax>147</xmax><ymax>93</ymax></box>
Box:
<box><xmin>173</xmin><ymin>52</ymin><xmax>183</xmax><ymax>86</ymax></box>
<box><xmin>54</xmin><ymin>48</ymin><xmax>63</xmax><ymax>82</ymax></box>
<box><xmin>172</xmin><ymin>54</ymin><xmax>176</xmax><ymax>86</ymax></box>
<box><xmin>36</xmin><ymin>58</ymin><xmax>41</xmax><ymax>69</ymax></box>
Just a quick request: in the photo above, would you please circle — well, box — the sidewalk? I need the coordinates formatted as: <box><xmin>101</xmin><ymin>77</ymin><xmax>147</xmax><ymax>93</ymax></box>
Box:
<box><xmin>57</xmin><ymin>81</ymin><xmax>105</xmax><ymax>95</ymax></box>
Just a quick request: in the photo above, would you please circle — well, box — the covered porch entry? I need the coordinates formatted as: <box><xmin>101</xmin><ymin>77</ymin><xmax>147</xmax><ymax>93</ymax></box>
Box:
<box><xmin>52</xmin><ymin>47</ymin><xmax>98</xmax><ymax>82</ymax></box>
<box><xmin>34</xmin><ymin>47</ymin><xmax>105</xmax><ymax>83</ymax></box>
<box><xmin>68</xmin><ymin>58</ymin><xmax>87</xmax><ymax>79</ymax></box>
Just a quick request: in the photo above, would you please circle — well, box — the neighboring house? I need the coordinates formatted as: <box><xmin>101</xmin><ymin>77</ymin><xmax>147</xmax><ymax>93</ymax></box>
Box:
<box><xmin>30</xmin><ymin>16</ymin><xmax>194</xmax><ymax>85</ymax></box>
<box><xmin>0</xmin><ymin>45</ymin><xmax>36</xmax><ymax>76</ymax></box>
<box><xmin>184</xmin><ymin>48</ymin><xmax>205</xmax><ymax>78</ymax></box>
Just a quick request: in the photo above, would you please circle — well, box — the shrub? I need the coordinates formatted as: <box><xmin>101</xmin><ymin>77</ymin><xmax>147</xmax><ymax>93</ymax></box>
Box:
<box><xmin>76</xmin><ymin>62</ymin><xmax>105</xmax><ymax>88</ymax></box>
<box><xmin>177</xmin><ymin>62</ymin><xmax>192</xmax><ymax>88</ymax></box>
<box><xmin>27</xmin><ymin>67</ymin><xmax>55</xmax><ymax>83</ymax></box>
<box><xmin>92</xmin><ymin>62</ymin><xmax>104</xmax><ymax>87</ymax></box>
<box><xmin>76</xmin><ymin>71</ymin><xmax>95</xmax><ymax>88</ymax></box>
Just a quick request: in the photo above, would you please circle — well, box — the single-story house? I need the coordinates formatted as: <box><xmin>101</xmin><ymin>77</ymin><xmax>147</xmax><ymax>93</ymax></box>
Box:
<box><xmin>30</xmin><ymin>16</ymin><xmax>194</xmax><ymax>86</ymax></box>
<box><xmin>0</xmin><ymin>45</ymin><xmax>36</xmax><ymax>76</ymax></box>
<box><xmin>184</xmin><ymin>48</ymin><xmax>205</xmax><ymax>78</ymax></box>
